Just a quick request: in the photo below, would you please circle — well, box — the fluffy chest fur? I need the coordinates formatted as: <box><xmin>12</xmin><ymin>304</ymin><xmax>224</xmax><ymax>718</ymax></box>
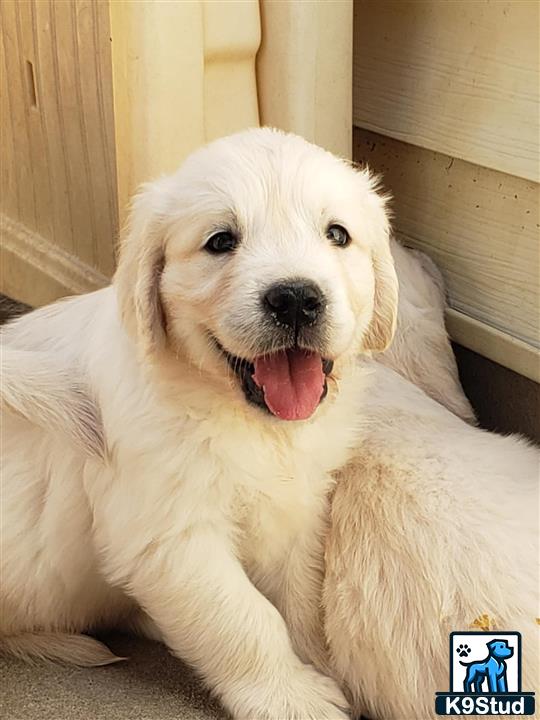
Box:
<box><xmin>89</xmin><ymin>331</ymin><xmax>367</xmax><ymax>582</ymax></box>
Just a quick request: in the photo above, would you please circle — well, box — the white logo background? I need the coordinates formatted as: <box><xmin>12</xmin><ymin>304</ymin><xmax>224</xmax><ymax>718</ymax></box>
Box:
<box><xmin>451</xmin><ymin>633</ymin><xmax>520</xmax><ymax>693</ymax></box>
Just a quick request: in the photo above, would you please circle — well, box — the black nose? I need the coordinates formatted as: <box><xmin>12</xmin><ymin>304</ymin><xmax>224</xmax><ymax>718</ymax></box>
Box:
<box><xmin>263</xmin><ymin>280</ymin><xmax>325</xmax><ymax>330</ymax></box>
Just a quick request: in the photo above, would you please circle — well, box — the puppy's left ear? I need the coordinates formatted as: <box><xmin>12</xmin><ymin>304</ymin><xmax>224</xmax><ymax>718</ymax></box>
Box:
<box><xmin>363</xmin><ymin>238</ymin><xmax>399</xmax><ymax>352</ymax></box>
<box><xmin>114</xmin><ymin>183</ymin><xmax>168</xmax><ymax>357</ymax></box>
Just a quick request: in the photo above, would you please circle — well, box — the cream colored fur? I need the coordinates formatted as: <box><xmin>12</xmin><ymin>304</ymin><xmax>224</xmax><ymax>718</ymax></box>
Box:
<box><xmin>383</xmin><ymin>240</ymin><xmax>475</xmax><ymax>424</ymax></box>
<box><xmin>3</xmin><ymin>127</ymin><xmax>534</xmax><ymax>720</ymax></box>
<box><xmin>0</xmin><ymin>129</ymin><xmax>398</xmax><ymax>719</ymax></box>
<box><xmin>324</xmin><ymin>362</ymin><xmax>539</xmax><ymax>719</ymax></box>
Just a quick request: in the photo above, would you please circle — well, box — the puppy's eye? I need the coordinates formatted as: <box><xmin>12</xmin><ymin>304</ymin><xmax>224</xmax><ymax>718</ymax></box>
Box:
<box><xmin>204</xmin><ymin>231</ymin><xmax>238</xmax><ymax>254</ymax></box>
<box><xmin>327</xmin><ymin>224</ymin><xmax>351</xmax><ymax>248</ymax></box>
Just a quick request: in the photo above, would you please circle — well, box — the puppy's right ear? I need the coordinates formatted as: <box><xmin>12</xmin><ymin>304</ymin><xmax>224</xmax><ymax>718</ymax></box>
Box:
<box><xmin>362</xmin><ymin>239</ymin><xmax>399</xmax><ymax>353</ymax></box>
<box><xmin>114</xmin><ymin>183</ymin><xmax>168</xmax><ymax>357</ymax></box>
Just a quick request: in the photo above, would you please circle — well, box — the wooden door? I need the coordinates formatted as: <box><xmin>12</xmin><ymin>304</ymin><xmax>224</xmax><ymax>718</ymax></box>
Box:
<box><xmin>1</xmin><ymin>0</ymin><xmax>117</xmax><ymax>306</ymax></box>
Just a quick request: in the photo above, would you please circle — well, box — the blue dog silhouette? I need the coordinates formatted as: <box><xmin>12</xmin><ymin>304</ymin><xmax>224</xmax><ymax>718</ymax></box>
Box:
<box><xmin>460</xmin><ymin>639</ymin><xmax>513</xmax><ymax>693</ymax></box>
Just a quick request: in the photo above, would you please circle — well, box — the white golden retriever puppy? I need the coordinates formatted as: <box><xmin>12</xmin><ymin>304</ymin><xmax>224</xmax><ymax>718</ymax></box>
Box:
<box><xmin>324</xmin><ymin>362</ymin><xmax>539</xmax><ymax>720</ymax></box>
<box><xmin>1</xmin><ymin>128</ymin><xmax>399</xmax><ymax>719</ymax></box>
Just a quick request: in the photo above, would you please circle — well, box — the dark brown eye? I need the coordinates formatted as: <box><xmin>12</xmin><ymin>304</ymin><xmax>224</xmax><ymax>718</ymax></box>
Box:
<box><xmin>204</xmin><ymin>231</ymin><xmax>238</xmax><ymax>254</ymax></box>
<box><xmin>326</xmin><ymin>224</ymin><xmax>351</xmax><ymax>248</ymax></box>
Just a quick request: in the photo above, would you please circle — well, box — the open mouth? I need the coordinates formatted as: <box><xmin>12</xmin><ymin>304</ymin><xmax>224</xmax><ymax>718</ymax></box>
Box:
<box><xmin>216</xmin><ymin>342</ymin><xmax>333</xmax><ymax>421</ymax></box>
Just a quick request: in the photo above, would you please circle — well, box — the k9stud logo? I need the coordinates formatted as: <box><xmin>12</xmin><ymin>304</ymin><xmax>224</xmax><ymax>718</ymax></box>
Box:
<box><xmin>435</xmin><ymin>632</ymin><xmax>535</xmax><ymax>715</ymax></box>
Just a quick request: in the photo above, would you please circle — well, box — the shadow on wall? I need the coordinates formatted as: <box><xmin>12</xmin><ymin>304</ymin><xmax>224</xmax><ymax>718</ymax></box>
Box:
<box><xmin>0</xmin><ymin>295</ymin><xmax>31</xmax><ymax>324</ymax></box>
<box><xmin>453</xmin><ymin>343</ymin><xmax>539</xmax><ymax>444</ymax></box>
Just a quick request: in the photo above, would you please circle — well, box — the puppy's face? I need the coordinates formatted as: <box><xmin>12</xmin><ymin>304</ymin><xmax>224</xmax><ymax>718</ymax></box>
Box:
<box><xmin>116</xmin><ymin>129</ymin><xmax>397</xmax><ymax>421</ymax></box>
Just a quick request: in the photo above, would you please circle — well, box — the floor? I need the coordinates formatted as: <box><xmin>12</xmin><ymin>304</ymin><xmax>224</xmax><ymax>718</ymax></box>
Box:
<box><xmin>0</xmin><ymin>634</ymin><xmax>225</xmax><ymax>720</ymax></box>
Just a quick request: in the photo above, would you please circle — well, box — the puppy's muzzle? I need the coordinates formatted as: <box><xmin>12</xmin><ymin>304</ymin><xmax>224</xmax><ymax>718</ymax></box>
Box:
<box><xmin>263</xmin><ymin>280</ymin><xmax>325</xmax><ymax>331</ymax></box>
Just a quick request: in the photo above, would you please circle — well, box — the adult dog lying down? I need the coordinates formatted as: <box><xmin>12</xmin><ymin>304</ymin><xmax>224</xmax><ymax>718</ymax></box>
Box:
<box><xmin>325</xmin><ymin>362</ymin><xmax>539</xmax><ymax>719</ymax></box>
<box><xmin>1</xmin><ymin>128</ymin><xmax>398</xmax><ymax>719</ymax></box>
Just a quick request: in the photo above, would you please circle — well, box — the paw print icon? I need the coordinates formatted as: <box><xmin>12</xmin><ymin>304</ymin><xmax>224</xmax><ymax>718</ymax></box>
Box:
<box><xmin>456</xmin><ymin>644</ymin><xmax>471</xmax><ymax>658</ymax></box>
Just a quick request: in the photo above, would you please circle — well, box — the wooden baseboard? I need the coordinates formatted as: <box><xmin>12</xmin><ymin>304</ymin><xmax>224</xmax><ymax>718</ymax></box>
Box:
<box><xmin>0</xmin><ymin>213</ymin><xmax>109</xmax><ymax>307</ymax></box>
<box><xmin>446</xmin><ymin>309</ymin><xmax>539</xmax><ymax>384</ymax></box>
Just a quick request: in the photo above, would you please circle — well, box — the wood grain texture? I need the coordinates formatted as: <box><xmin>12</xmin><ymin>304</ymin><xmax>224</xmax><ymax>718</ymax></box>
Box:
<box><xmin>1</xmin><ymin>213</ymin><xmax>109</xmax><ymax>308</ymax></box>
<box><xmin>203</xmin><ymin>0</ymin><xmax>260</xmax><ymax>143</ymax></box>
<box><xmin>257</xmin><ymin>0</ymin><xmax>353</xmax><ymax>159</ymax></box>
<box><xmin>354</xmin><ymin>128</ymin><xmax>539</xmax><ymax>354</ymax></box>
<box><xmin>109</xmin><ymin>0</ymin><xmax>205</xmax><ymax>222</ymax></box>
<box><xmin>447</xmin><ymin>310</ymin><xmax>539</xmax><ymax>385</ymax></box>
<box><xmin>353</xmin><ymin>0</ymin><xmax>539</xmax><ymax>182</ymax></box>
<box><xmin>109</xmin><ymin>0</ymin><xmax>261</xmax><ymax>224</ymax></box>
<box><xmin>0</xmin><ymin>0</ymin><xmax>117</xmax><ymax>305</ymax></box>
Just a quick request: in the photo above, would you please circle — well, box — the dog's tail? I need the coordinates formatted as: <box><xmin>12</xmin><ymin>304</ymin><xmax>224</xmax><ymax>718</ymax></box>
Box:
<box><xmin>0</xmin><ymin>632</ymin><xmax>126</xmax><ymax>667</ymax></box>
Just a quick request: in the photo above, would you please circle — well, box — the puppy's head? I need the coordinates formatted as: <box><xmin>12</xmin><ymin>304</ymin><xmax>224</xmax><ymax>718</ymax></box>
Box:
<box><xmin>115</xmin><ymin>128</ymin><xmax>397</xmax><ymax>421</ymax></box>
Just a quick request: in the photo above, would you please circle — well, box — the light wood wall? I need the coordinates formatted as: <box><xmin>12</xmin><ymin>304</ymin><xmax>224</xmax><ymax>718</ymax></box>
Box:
<box><xmin>354</xmin><ymin>0</ymin><xmax>539</xmax><ymax>182</ymax></box>
<box><xmin>4</xmin><ymin>0</ymin><xmax>537</xmax><ymax>382</ymax></box>
<box><xmin>354</xmin><ymin>0</ymin><xmax>540</xmax><ymax>381</ymax></box>
<box><xmin>110</xmin><ymin>0</ymin><xmax>261</xmax><ymax>225</ymax></box>
<box><xmin>1</xmin><ymin>0</ymin><xmax>117</xmax><ymax>306</ymax></box>
<box><xmin>257</xmin><ymin>0</ymin><xmax>352</xmax><ymax>159</ymax></box>
<box><xmin>1</xmin><ymin>0</ymin><xmax>261</xmax><ymax>305</ymax></box>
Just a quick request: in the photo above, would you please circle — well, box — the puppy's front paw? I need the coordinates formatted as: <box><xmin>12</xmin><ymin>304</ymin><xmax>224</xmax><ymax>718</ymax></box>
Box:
<box><xmin>227</xmin><ymin>663</ymin><xmax>350</xmax><ymax>719</ymax></box>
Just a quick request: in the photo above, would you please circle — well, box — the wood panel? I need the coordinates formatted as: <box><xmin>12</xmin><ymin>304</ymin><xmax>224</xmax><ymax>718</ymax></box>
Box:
<box><xmin>353</xmin><ymin>128</ymin><xmax>539</xmax><ymax>377</ymax></box>
<box><xmin>109</xmin><ymin>0</ymin><xmax>205</xmax><ymax>223</ymax></box>
<box><xmin>0</xmin><ymin>0</ymin><xmax>117</xmax><ymax>305</ymax></box>
<box><xmin>109</xmin><ymin>0</ymin><xmax>261</xmax><ymax>223</ymax></box>
<box><xmin>1</xmin><ymin>213</ymin><xmax>108</xmax><ymax>307</ymax></box>
<box><xmin>203</xmin><ymin>0</ymin><xmax>260</xmax><ymax>143</ymax></box>
<box><xmin>353</xmin><ymin>0</ymin><xmax>539</xmax><ymax>182</ymax></box>
<box><xmin>447</xmin><ymin>309</ymin><xmax>539</xmax><ymax>384</ymax></box>
<box><xmin>257</xmin><ymin>0</ymin><xmax>353</xmax><ymax>159</ymax></box>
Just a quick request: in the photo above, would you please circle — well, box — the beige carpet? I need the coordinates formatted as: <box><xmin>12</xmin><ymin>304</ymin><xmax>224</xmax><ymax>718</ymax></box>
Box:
<box><xmin>0</xmin><ymin>634</ymin><xmax>226</xmax><ymax>720</ymax></box>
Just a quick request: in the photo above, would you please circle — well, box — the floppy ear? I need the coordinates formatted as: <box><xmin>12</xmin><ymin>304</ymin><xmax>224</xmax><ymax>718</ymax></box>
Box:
<box><xmin>114</xmin><ymin>184</ymin><xmax>167</xmax><ymax>356</ymax></box>
<box><xmin>362</xmin><ymin>235</ymin><xmax>399</xmax><ymax>353</ymax></box>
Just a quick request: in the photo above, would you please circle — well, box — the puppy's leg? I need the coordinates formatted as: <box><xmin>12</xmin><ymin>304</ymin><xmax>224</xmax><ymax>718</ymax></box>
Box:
<box><xmin>102</xmin><ymin>526</ymin><xmax>349</xmax><ymax>720</ymax></box>
<box><xmin>118</xmin><ymin>608</ymin><xmax>163</xmax><ymax>642</ymax></box>
<box><xmin>270</xmin><ymin>521</ymin><xmax>332</xmax><ymax>675</ymax></box>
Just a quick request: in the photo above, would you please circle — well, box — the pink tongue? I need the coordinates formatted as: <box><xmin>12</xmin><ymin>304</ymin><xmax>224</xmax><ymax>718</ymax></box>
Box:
<box><xmin>252</xmin><ymin>350</ymin><xmax>325</xmax><ymax>421</ymax></box>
